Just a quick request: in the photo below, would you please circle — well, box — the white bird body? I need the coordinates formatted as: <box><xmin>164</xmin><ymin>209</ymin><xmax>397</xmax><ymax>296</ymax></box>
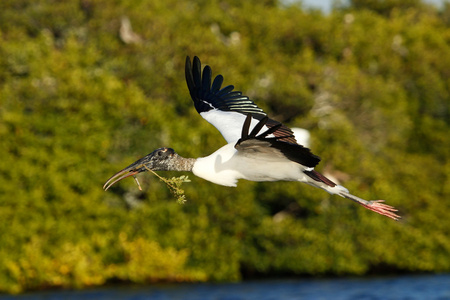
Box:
<box><xmin>192</xmin><ymin>141</ymin><xmax>351</xmax><ymax>199</ymax></box>
<box><xmin>193</xmin><ymin>143</ymin><xmax>308</xmax><ymax>187</ymax></box>
<box><xmin>103</xmin><ymin>56</ymin><xmax>400</xmax><ymax>220</ymax></box>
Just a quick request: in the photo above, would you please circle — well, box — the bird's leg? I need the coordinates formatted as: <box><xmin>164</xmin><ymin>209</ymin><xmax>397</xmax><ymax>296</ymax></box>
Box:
<box><xmin>339</xmin><ymin>191</ymin><xmax>401</xmax><ymax>221</ymax></box>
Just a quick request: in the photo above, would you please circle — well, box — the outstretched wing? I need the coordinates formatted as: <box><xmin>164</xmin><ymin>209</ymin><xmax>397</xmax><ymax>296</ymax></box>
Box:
<box><xmin>235</xmin><ymin>114</ymin><xmax>321</xmax><ymax>168</ymax></box>
<box><xmin>185</xmin><ymin>56</ymin><xmax>297</xmax><ymax>144</ymax></box>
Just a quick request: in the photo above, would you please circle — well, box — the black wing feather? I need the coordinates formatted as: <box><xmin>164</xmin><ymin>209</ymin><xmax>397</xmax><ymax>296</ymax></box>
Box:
<box><xmin>236</xmin><ymin>115</ymin><xmax>321</xmax><ymax>168</ymax></box>
<box><xmin>186</xmin><ymin>56</ymin><xmax>266</xmax><ymax>118</ymax></box>
<box><xmin>211</xmin><ymin>75</ymin><xmax>223</xmax><ymax>93</ymax></box>
<box><xmin>249</xmin><ymin>116</ymin><xmax>269</xmax><ymax>136</ymax></box>
<box><xmin>185</xmin><ymin>56</ymin><xmax>299</xmax><ymax>144</ymax></box>
<box><xmin>241</xmin><ymin>114</ymin><xmax>252</xmax><ymax>140</ymax></box>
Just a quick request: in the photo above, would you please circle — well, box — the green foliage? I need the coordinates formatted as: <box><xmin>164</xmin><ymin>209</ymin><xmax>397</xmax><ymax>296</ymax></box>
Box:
<box><xmin>0</xmin><ymin>0</ymin><xmax>449</xmax><ymax>294</ymax></box>
<box><xmin>145</xmin><ymin>168</ymin><xmax>191</xmax><ymax>204</ymax></box>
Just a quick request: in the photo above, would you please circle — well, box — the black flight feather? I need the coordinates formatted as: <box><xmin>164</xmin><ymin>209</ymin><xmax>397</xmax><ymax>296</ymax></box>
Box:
<box><xmin>236</xmin><ymin>114</ymin><xmax>321</xmax><ymax>168</ymax></box>
<box><xmin>185</xmin><ymin>56</ymin><xmax>266</xmax><ymax>118</ymax></box>
<box><xmin>249</xmin><ymin>115</ymin><xmax>269</xmax><ymax>136</ymax></box>
<box><xmin>185</xmin><ymin>56</ymin><xmax>299</xmax><ymax>144</ymax></box>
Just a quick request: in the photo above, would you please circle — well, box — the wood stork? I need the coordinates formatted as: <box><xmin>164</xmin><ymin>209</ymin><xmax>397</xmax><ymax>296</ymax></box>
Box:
<box><xmin>104</xmin><ymin>56</ymin><xmax>400</xmax><ymax>220</ymax></box>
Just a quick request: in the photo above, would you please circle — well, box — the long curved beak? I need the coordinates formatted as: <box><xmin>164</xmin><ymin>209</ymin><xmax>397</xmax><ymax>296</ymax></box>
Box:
<box><xmin>103</xmin><ymin>156</ymin><xmax>151</xmax><ymax>191</ymax></box>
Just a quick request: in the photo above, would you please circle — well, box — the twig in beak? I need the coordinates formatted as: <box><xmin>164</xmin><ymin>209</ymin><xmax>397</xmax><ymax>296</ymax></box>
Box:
<box><xmin>133</xmin><ymin>175</ymin><xmax>142</xmax><ymax>191</ymax></box>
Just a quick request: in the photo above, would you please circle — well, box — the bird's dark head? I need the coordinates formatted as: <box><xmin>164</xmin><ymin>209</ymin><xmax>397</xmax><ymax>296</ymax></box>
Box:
<box><xmin>103</xmin><ymin>147</ymin><xmax>177</xmax><ymax>191</ymax></box>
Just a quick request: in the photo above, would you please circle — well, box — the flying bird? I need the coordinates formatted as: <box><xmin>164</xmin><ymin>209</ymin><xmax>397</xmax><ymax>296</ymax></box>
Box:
<box><xmin>104</xmin><ymin>56</ymin><xmax>400</xmax><ymax>220</ymax></box>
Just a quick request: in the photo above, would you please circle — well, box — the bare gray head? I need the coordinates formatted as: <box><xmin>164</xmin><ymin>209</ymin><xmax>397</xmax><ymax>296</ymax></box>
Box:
<box><xmin>103</xmin><ymin>147</ymin><xmax>195</xmax><ymax>190</ymax></box>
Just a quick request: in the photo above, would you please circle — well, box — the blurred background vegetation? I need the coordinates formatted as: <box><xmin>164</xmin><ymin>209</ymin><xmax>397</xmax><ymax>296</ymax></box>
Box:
<box><xmin>0</xmin><ymin>0</ymin><xmax>449</xmax><ymax>294</ymax></box>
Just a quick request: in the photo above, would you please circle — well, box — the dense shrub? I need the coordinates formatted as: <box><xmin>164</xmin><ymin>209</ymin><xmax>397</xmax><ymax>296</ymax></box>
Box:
<box><xmin>0</xmin><ymin>0</ymin><xmax>449</xmax><ymax>293</ymax></box>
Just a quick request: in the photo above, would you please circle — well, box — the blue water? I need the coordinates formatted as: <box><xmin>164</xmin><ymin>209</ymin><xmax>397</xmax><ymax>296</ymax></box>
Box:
<box><xmin>4</xmin><ymin>274</ymin><xmax>449</xmax><ymax>300</ymax></box>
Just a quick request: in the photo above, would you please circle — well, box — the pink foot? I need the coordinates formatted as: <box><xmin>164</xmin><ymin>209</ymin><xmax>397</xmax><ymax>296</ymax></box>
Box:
<box><xmin>360</xmin><ymin>200</ymin><xmax>401</xmax><ymax>221</ymax></box>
